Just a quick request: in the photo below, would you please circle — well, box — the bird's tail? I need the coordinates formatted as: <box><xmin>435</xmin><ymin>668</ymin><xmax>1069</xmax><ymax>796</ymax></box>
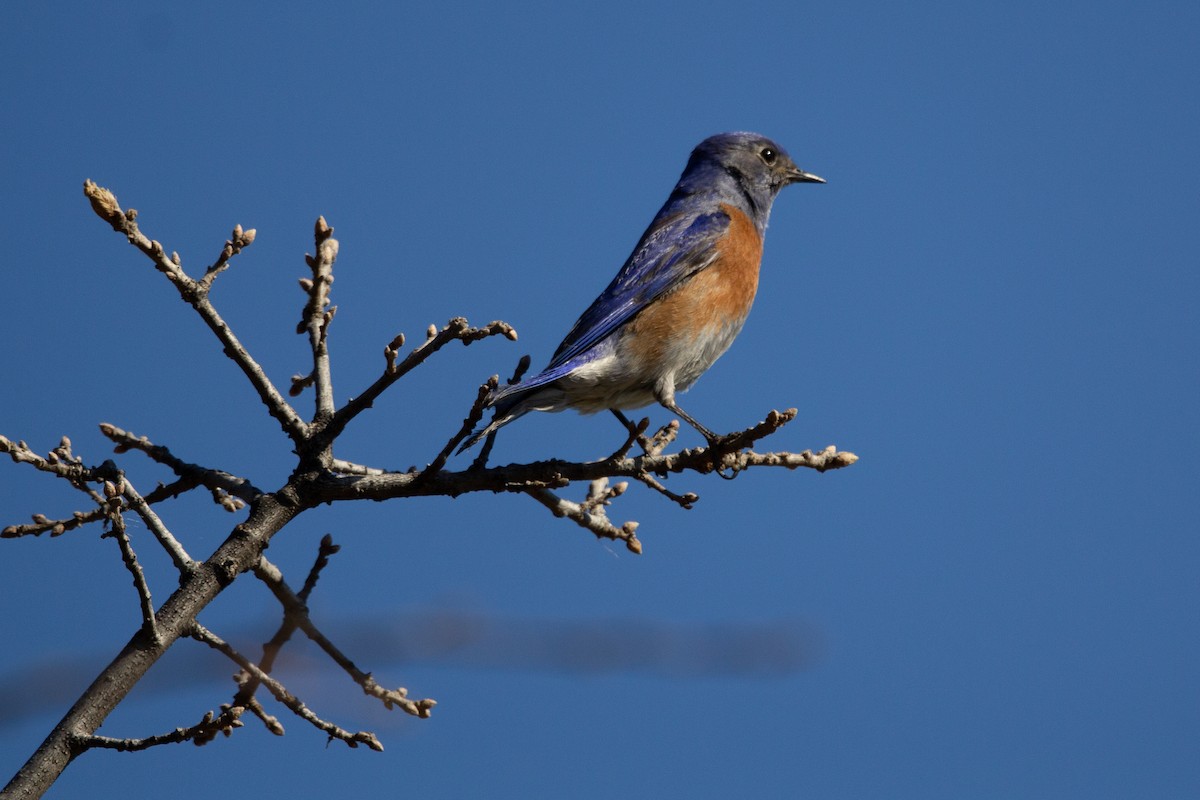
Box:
<box><xmin>456</xmin><ymin>383</ymin><xmax>540</xmax><ymax>454</ymax></box>
<box><xmin>456</xmin><ymin>409</ymin><xmax>525</xmax><ymax>454</ymax></box>
<box><xmin>456</xmin><ymin>374</ymin><xmax>564</xmax><ymax>454</ymax></box>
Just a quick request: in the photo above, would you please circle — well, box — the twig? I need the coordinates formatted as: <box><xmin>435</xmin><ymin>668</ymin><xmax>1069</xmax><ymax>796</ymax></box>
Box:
<box><xmin>470</xmin><ymin>429</ymin><xmax>498</xmax><ymax>470</ymax></box>
<box><xmin>0</xmin><ymin>436</ymin><xmax>199</xmax><ymax>570</ymax></box>
<box><xmin>103</xmin><ymin>496</ymin><xmax>159</xmax><ymax>644</ymax></box>
<box><xmin>645</xmin><ymin>420</ymin><xmax>680</xmax><ymax>456</ymax></box>
<box><xmin>119</xmin><ymin>477</ymin><xmax>195</xmax><ymax>575</ymax></box>
<box><xmin>630</xmin><ymin>471</ymin><xmax>699</xmax><ymax>509</ymax></box>
<box><xmin>79</xmin><ymin>708</ymin><xmax>244</xmax><ymax>752</ymax></box>
<box><xmin>579</xmin><ymin>477</ymin><xmax>628</xmax><ymax>513</ymax></box>
<box><xmin>82</xmin><ymin>180</ymin><xmax>308</xmax><ymax>443</ymax></box>
<box><xmin>254</xmin><ymin>552</ymin><xmax>436</xmax><ymax>718</ymax></box>
<box><xmin>99</xmin><ymin>423</ymin><xmax>261</xmax><ymax>504</ymax></box>
<box><xmin>526</xmin><ymin>482</ymin><xmax>642</xmax><ymax>554</ymax></box>
<box><xmin>0</xmin><ymin>437</ymin><xmax>119</xmax><ymax>538</ymax></box>
<box><xmin>467</xmin><ymin>355</ymin><xmax>531</xmax><ymax>470</ymax></box>
<box><xmin>296</xmin><ymin>216</ymin><xmax>339</xmax><ymax>422</ymax></box>
<box><xmin>3</xmin><ymin>476</ymin><xmax>246</xmax><ymax>539</ymax></box>
<box><xmin>317</xmin><ymin>318</ymin><xmax>517</xmax><ymax>448</ymax></box>
<box><xmin>239</xmin><ymin>696</ymin><xmax>284</xmax><ymax>738</ymax></box>
<box><xmin>607</xmin><ymin>411</ymin><xmax>651</xmax><ymax>460</ymax></box>
<box><xmin>230</xmin><ymin>536</ymin><xmax>341</xmax><ymax>723</ymax></box>
<box><xmin>506</xmin><ymin>354</ymin><xmax>532</xmax><ymax>385</ymax></box>
<box><xmin>0</xmin><ymin>435</ymin><xmax>97</xmax><ymax>483</ymax></box>
<box><xmin>215</xmin><ymin>533</ymin><xmax>344</xmax><ymax>740</ymax></box>
<box><xmin>710</xmin><ymin>408</ymin><xmax>800</xmax><ymax>453</ymax></box>
<box><xmin>1</xmin><ymin>506</ymin><xmax>106</xmax><ymax>538</ymax></box>
<box><xmin>298</xmin><ymin>534</ymin><xmax>339</xmax><ymax>602</ymax></box>
<box><xmin>4</xmin><ymin>485</ymin><xmax>305</xmax><ymax>796</ymax></box>
<box><xmin>198</xmin><ymin>224</ymin><xmax>257</xmax><ymax>291</ymax></box>
<box><xmin>416</xmin><ymin>377</ymin><xmax>498</xmax><ymax>483</ymax></box>
<box><xmin>187</xmin><ymin>622</ymin><xmax>384</xmax><ymax>751</ymax></box>
<box><xmin>316</xmin><ymin>431</ymin><xmax>858</xmax><ymax>504</ymax></box>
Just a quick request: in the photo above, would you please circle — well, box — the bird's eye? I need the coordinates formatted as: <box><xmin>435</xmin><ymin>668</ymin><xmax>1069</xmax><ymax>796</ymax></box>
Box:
<box><xmin>760</xmin><ymin>147</ymin><xmax>777</xmax><ymax>164</ymax></box>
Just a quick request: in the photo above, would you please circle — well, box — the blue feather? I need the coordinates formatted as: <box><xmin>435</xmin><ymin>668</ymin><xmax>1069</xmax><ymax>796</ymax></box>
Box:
<box><xmin>488</xmin><ymin>207</ymin><xmax>731</xmax><ymax>413</ymax></box>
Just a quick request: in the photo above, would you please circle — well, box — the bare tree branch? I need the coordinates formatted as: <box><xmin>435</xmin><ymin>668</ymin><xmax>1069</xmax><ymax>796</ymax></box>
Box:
<box><xmin>5</xmin><ymin>490</ymin><xmax>305</xmax><ymax>796</ymax></box>
<box><xmin>312</xmin><ymin>317</ymin><xmax>518</xmax><ymax>455</ymax></box>
<box><xmin>606</xmin><ymin>411</ymin><xmax>652</xmax><ymax>460</ymax></box>
<box><xmin>99</xmin><ymin>422</ymin><xmax>261</xmax><ymax>504</ymax></box>
<box><xmin>0</xmin><ymin>428</ymin><xmax>252</xmax><ymax>539</ymax></box>
<box><xmin>415</xmin><ymin>377</ymin><xmax>498</xmax><ymax>484</ymax></box>
<box><xmin>83</xmin><ymin>180</ymin><xmax>308</xmax><ymax>444</ymax></box>
<box><xmin>253</xmin><ymin>555</ymin><xmax>435</xmax><ymax>717</ymax></box>
<box><xmin>1</xmin><ymin>506</ymin><xmax>105</xmax><ymax>539</ymax></box>
<box><xmin>217</xmin><ymin>536</ymin><xmax>344</xmax><ymax>740</ymax></box>
<box><xmin>103</xmin><ymin>500</ymin><xmax>159</xmax><ymax>644</ymax></box>
<box><xmin>228</xmin><ymin>537</ymin><xmax>336</xmax><ymax>731</ymax></box>
<box><xmin>629</xmin><ymin>469</ymin><xmax>700</xmax><ymax>509</ymax></box>
<box><xmin>309</xmin><ymin>432</ymin><xmax>857</xmax><ymax>509</ymax></box>
<box><xmin>118</xmin><ymin>475</ymin><xmax>196</xmax><ymax>575</ymax></box>
<box><xmin>199</xmin><ymin>224</ymin><xmax>256</xmax><ymax>291</ymax></box>
<box><xmin>187</xmin><ymin>622</ymin><xmax>384</xmax><ymax>751</ymax></box>
<box><xmin>0</xmin><ymin>435</ymin><xmax>100</xmax><ymax>484</ymax></box>
<box><xmin>2</xmin><ymin>185</ymin><xmax>857</xmax><ymax>797</ymax></box>
<box><xmin>0</xmin><ymin>437</ymin><xmax>120</xmax><ymax>542</ymax></box>
<box><xmin>79</xmin><ymin>708</ymin><xmax>245</xmax><ymax>752</ymax></box>
<box><xmin>527</xmin><ymin>479</ymin><xmax>642</xmax><ymax>554</ymax></box>
<box><xmin>296</xmin><ymin>216</ymin><xmax>339</xmax><ymax>423</ymax></box>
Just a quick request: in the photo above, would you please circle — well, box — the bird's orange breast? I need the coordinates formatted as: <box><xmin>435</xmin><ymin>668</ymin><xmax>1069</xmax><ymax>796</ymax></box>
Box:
<box><xmin>624</xmin><ymin>204</ymin><xmax>762</xmax><ymax>368</ymax></box>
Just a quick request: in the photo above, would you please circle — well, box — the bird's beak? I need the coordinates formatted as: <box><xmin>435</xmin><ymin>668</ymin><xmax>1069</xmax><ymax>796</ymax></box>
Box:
<box><xmin>789</xmin><ymin>168</ymin><xmax>825</xmax><ymax>184</ymax></box>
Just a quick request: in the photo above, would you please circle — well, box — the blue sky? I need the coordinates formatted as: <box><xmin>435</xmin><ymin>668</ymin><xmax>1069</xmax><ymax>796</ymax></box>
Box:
<box><xmin>2</xmin><ymin>2</ymin><xmax>1197</xmax><ymax>797</ymax></box>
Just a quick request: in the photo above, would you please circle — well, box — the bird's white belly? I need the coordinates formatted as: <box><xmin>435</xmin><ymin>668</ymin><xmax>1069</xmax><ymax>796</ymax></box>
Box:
<box><xmin>556</xmin><ymin>316</ymin><xmax>745</xmax><ymax>413</ymax></box>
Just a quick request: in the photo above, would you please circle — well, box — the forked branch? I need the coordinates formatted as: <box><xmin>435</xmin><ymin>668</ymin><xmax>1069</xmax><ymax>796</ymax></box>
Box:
<box><xmin>2</xmin><ymin>183</ymin><xmax>857</xmax><ymax>798</ymax></box>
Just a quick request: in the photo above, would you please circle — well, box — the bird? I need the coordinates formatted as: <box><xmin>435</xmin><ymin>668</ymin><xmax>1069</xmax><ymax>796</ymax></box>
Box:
<box><xmin>459</xmin><ymin>131</ymin><xmax>823</xmax><ymax>453</ymax></box>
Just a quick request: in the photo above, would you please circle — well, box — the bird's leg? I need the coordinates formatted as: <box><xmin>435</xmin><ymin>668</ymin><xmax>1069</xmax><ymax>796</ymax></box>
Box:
<box><xmin>661</xmin><ymin>399</ymin><xmax>741</xmax><ymax>479</ymax></box>
<box><xmin>659</xmin><ymin>399</ymin><xmax>720</xmax><ymax>445</ymax></box>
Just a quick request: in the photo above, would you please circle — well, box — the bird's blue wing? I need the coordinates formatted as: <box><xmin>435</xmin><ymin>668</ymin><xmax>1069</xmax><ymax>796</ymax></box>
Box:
<box><xmin>488</xmin><ymin>207</ymin><xmax>731</xmax><ymax>409</ymax></box>
<box><xmin>549</xmin><ymin>208</ymin><xmax>730</xmax><ymax>367</ymax></box>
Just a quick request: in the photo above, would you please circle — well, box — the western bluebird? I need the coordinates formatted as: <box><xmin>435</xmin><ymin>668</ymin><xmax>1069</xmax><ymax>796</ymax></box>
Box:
<box><xmin>460</xmin><ymin>131</ymin><xmax>823</xmax><ymax>452</ymax></box>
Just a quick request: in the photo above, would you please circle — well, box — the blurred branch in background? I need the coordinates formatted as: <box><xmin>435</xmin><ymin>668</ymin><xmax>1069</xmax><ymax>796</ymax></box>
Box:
<box><xmin>0</xmin><ymin>609</ymin><xmax>824</xmax><ymax>729</ymax></box>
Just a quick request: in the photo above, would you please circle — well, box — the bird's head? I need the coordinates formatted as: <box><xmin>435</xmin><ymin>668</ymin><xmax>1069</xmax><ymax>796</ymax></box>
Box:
<box><xmin>676</xmin><ymin>132</ymin><xmax>823</xmax><ymax>227</ymax></box>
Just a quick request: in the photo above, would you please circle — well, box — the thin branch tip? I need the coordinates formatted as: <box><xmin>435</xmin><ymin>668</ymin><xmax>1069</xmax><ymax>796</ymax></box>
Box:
<box><xmin>83</xmin><ymin>179</ymin><xmax>124</xmax><ymax>230</ymax></box>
